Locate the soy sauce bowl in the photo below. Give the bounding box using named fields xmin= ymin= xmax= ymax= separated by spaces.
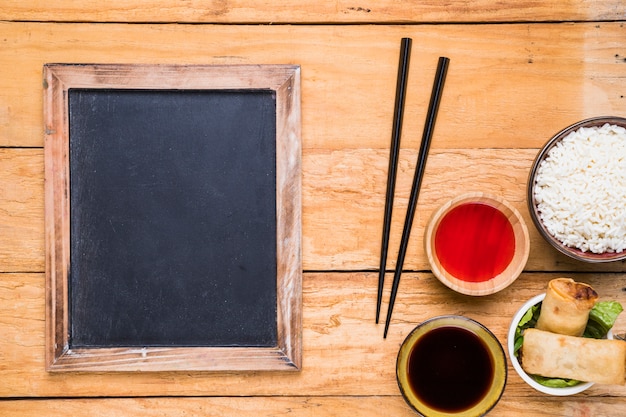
xmin=424 ymin=193 xmax=530 ymax=296
xmin=397 ymin=316 xmax=507 ymax=417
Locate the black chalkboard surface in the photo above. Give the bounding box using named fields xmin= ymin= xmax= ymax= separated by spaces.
xmin=45 ymin=63 xmax=301 ymax=372
xmin=69 ymin=89 xmax=278 ymax=348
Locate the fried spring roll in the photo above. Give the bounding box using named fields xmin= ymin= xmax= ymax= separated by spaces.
xmin=536 ymin=278 xmax=598 ymax=336
xmin=522 ymin=328 xmax=626 ymax=385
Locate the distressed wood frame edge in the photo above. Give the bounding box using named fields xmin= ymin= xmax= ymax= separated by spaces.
xmin=43 ymin=64 xmax=302 ymax=372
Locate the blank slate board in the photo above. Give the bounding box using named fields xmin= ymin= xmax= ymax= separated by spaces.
xmin=69 ymin=88 xmax=278 ymax=348
xmin=44 ymin=64 xmax=302 ymax=372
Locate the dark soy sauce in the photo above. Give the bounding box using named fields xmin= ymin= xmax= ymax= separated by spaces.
xmin=407 ymin=326 xmax=494 ymax=413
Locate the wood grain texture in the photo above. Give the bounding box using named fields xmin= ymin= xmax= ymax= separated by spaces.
xmin=0 ymin=149 xmax=44 ymax=272
xmin=0 ymin=0 xmax=624 ymax=23
xmin=1 ymin=397 xmax=626 ymax=417
xmin=1 ymin=3 xmax=626 ymax=416
xmin=3 ymin=148 xmax=626 ymax=274
xmin=1 ymin=22 xmax=625 ymax=149
xmin=1 ymin=272 xmax=625 ymax=399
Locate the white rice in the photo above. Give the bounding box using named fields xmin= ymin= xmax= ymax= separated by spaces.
xmin=533 ymin=123 xmax=626 ymax=254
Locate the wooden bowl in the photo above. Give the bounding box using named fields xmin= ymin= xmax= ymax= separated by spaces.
xmin=424 ymin=193 xmax=530 ymax=296
xmin=527 ymin=116 xmax=626 ymax=263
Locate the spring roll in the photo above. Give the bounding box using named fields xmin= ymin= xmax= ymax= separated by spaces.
xmin=535 ymin=278 xmax=598 ymax=336
xmin=521 ymin=328 xmax=626 ymax=385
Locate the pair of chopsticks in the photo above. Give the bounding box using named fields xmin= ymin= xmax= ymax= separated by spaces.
xmin=376 ymin=38 xmax=450 ymax=338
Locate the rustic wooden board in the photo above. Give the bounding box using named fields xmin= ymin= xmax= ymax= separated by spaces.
xmin=1 ymin=5 xmax=626 ymax=417
xmin=0 ymin=22 xmax=625 ymax=149
xmin=2 ymin=148 xmax=626 ymax=273
xmin=1 ymin=0 xmax=624 ymax=23
xmin=0 ymin=149 xmax=43 ymax=272
xmin=1 ymin=272 xmax=625 ymax=398
xmin=1 ymin=396 xmax=625 ymax=417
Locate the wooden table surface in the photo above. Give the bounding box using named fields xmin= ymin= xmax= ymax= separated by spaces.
xmin=1 ymin=2 xmax=626 ymax=416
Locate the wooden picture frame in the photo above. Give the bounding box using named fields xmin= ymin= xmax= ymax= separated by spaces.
xmin=43 ymin=64 xmax=302 ymax=372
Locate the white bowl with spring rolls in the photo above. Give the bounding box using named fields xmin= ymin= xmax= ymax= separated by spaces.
xmin=507 ymin=278 xmax=625 ymax=395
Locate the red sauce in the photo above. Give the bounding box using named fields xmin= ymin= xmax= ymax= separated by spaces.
xmin=434 ymin=202 xmax=515 ymax=282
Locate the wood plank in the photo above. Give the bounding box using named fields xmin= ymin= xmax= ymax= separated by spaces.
xmin=1 ymin=396 xmax=625 ymax=417
xmin=1 ymin=272 xmax=625 ymax=398
xmin=2 ymin=148 xmax=626 ymax=273
xmin=0 ymin=149 xmax=44 ymax=272
xmin=1 ymin=0 xmax=624 ymax=24
xmin=1 ymin=22 xmax=625 ymax=149
xmin=305 ymin=147 xmax=626 ymax=273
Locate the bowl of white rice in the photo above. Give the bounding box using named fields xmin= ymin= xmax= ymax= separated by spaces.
xmin=528 ymin=116 xmax=626 ymax=262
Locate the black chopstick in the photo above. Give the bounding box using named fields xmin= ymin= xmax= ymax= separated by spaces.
xmin=383 ymin=56 xmax=450 ymax=338
xmin=377 ymin=37 xmax=412 ymax=324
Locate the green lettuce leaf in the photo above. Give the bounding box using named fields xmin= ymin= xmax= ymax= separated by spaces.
xmin=513 ymin=303 xmax=540 ymax=357
xmin=583 ymin=301 xmax=624 ymax=339
xmin=531 ymin=374 xmax=582 ymax=388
